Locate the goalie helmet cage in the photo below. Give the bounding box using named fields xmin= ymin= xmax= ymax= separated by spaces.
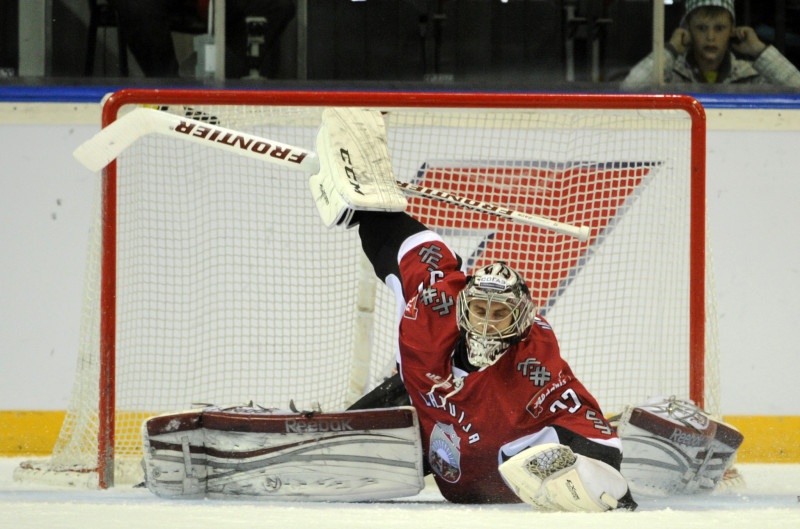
xmin=15 ymin=89 xmax=717 ymax=489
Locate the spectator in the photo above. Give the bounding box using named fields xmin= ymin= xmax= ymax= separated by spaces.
xmin=622 ymin=0 xmax=800 ymax=89
xmin=111 ymin=0 xmax=295 ymax=78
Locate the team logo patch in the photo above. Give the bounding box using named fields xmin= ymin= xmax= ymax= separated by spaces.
xmin=420 ymin=286 xmax=455 ymax=316
xmin=526 ymin=371 xmax=574 ymax=419
xmin=428 ymin=422 xmax=462 ymax=483
xmin=404 ymin=294 xmax=419 ymax=320
xmin=516 ymin=358 xmax=552 ymax=387
xmin=418 ymin=243 xmax=444 ymax=270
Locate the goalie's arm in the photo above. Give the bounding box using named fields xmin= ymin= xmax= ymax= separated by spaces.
xmin=355 ymin=211 xmax=426 ymax=285
xmin=355 ymin=210 xmax=466 ymax=300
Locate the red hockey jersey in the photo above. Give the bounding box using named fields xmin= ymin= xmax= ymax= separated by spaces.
xmin=394 ymin=231 xmax=618 ymax=504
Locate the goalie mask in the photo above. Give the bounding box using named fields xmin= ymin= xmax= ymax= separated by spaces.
xmin=456 ymin=262 xmax=537 ymax=367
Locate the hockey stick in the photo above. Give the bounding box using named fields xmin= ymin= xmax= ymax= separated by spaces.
xmin=73 ymin=108 xmax=591 ymax=241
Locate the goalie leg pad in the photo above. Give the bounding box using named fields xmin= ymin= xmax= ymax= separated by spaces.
xmin=498 ymin=443 xmax=632 ymax=512
xmin=615 ymin=397 xmax=744 ymax=496
xmin=142 ymin=405 xmax=424 ymax=501
xmin=309 ymin=108 xmax=407 ymax=228
xmin=141 ymin=409 xmax=207 ymax=499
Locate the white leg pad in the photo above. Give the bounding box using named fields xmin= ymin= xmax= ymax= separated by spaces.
xmin=499 ymin=443 xmax=630 ymax=512
xmin=142 ymin=405 xmax=424 ymax=501
xmin=615 ymin=397 xmax=744 ymax=495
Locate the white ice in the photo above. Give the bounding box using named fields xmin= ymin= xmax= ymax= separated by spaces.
xmin=2 ymin=458 xmax=799 ymax=529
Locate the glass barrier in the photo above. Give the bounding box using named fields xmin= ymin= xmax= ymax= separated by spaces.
xmin=1 ymin=0 xmax=799 ymax=95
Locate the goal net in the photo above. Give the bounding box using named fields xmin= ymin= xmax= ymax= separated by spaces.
xmin=15 ymin=90 xmax=718 ymax=488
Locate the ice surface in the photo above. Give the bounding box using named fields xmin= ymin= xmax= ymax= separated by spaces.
xmin=2 ymin=458 xmax=799 ymax=529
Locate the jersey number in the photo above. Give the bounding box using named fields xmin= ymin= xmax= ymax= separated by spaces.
xmin=549 ymin=388 xmax=582 ymax=414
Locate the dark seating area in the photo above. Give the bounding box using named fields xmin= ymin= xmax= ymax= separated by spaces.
xmin=3 ymin=0 xmax=800 ymax=90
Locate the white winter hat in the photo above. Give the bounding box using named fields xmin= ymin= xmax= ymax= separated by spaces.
xmin=681 ymin=0 xmax=736 ymax=26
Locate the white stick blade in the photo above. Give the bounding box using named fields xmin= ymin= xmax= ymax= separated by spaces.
xmin=73 ymin=109 xmax=155 ymax=172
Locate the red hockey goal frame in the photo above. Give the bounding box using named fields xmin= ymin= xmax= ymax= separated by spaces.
xmin=80 ymin=90 xmax=709 ymax=488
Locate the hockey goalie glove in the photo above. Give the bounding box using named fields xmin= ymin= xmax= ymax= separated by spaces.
xmin=309 ymin=107 xmax=407 ymax=228
xmin=498 ymin=443 xmax=633 ymax=512
xmin=614 ymin=396 xmax=744 ymax=496
xmin=142 ymin=404 xmax=424 ymax=501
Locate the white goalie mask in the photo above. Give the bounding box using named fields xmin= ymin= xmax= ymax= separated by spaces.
xmin=456 ymin=262 xmax=537 ymax=367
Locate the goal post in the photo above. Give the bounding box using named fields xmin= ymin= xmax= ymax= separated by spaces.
xmin=15 ymin=89 xmax=716 ymax=489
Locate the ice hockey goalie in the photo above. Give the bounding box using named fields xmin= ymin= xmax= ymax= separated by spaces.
xmin=613 ymin=397 xmax=744 ymax=496
xmin=141 ymin=404 xmax=425 ymax=501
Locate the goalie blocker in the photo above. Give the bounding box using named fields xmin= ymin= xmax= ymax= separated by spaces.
xmin=142 ymin=405 xmax=424 ymax=501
